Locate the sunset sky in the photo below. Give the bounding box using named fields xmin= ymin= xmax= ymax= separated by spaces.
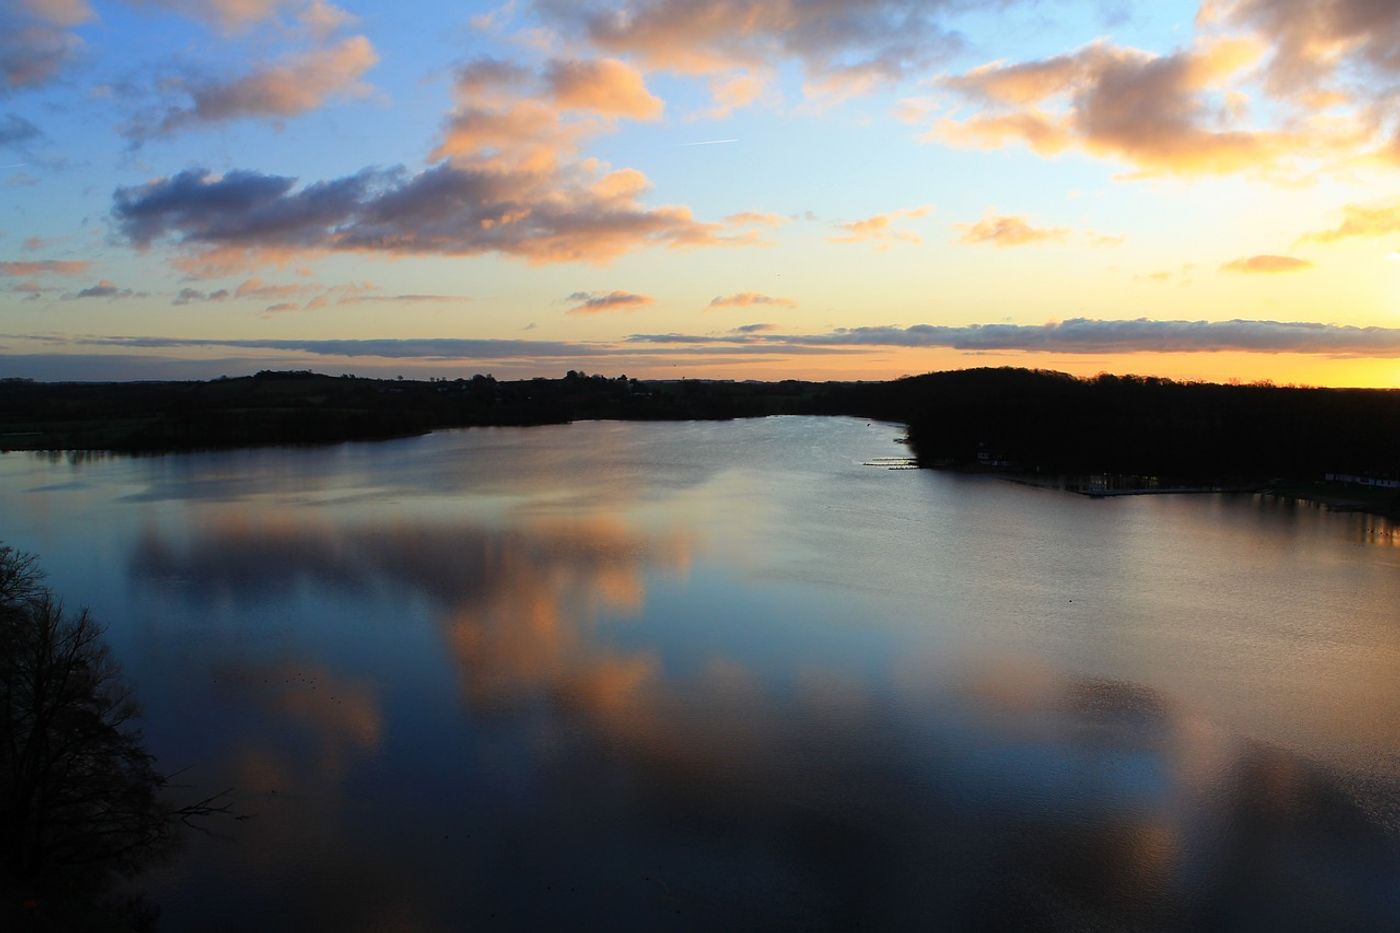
xmin=4 ymin=0 xmax=1400 ymax=385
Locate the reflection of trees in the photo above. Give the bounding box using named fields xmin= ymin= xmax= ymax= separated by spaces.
xmin=1 ymin=546 xmax=228 ymax=930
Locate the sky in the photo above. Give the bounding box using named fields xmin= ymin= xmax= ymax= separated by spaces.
xmin=3 ymin=0 xmax=1400 ymax=386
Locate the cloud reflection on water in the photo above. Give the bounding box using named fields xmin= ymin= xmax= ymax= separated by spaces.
xmin=127 ymin=509 xmax=1400 ymax=930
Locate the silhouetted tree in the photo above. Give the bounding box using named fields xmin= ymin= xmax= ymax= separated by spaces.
xmin=0 ymin=546 xmax=232 ymax=930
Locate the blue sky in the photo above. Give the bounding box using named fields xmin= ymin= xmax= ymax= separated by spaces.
xmin=4 ymin=0 xmax=1400 ymax=385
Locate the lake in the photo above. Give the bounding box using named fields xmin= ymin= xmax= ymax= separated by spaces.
xmin=4 ymin=417 xmax=1400 ymax=930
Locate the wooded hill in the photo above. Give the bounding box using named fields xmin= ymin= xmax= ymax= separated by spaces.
xmin=4 ymin=369 xmax=1398 ymax=504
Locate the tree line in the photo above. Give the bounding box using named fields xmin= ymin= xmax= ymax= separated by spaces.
xmin=3 ymin=366 xmax=1398 ymax=490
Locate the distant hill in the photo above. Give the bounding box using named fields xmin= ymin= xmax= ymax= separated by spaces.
xmin=0 ymin=370 xmax=826 ymax=451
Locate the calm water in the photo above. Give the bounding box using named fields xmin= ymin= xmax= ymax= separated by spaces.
xmin=5 ymin=417 xmax=1400 ymax=930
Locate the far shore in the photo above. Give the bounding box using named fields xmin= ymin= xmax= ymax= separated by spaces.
xmin=5 ymin=367 xmax=1398 ymax=523
xmin=997 ymin=473 xmax=1398 ymax=522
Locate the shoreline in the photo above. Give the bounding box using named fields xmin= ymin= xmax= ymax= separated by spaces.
xmin=6 ymin=368 xmax=1397 ymax=524
xmin=999 ymin=474 xmax=1262 ymax=497
xmin=996 ymin=472 xmax=1399 ymax=523
xmin=8 ymin=416 xmax=1396 ymax=526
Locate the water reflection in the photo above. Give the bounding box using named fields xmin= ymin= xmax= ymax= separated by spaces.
xmin=214 ymin=660 xmax=383 ymax=775
xmin=0 ymin=547 xmax=231 ymax=932
xmin=132 ymin=513 xmax=690 ymax=711
xmin=126 ymin=512 xmax=1400 ymax=930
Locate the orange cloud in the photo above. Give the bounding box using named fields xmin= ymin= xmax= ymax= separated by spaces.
xmin=697 ymin=70 xmax=768 ymax=119
xmin=0 ymin=27 xmax=79 ymax=92
xmin=1205 ymin=0 xmax=1400 ymax=101
xmin=546 ymin=57 xmax=663 ymax=120
xmin=556 ymin=0 xmax=967 ymax=90
xmin=566 ymin=290 xmax=654 ymax=314
xmin=19 ymin=0 xmax=93 ymax=26
xmin=165 ymin=243 xmax=312 ymax=281
xmin=933 ymin=38 xmax=1357 ymax=177
xmin=116 ymin=51 xmax=759 ymax=268
xmin=958 ymin=214 xmax=1070 ymax=247
xmin=571 ymin=1 xmax=763 ymax=76
xmin=725 ymin=211 xmax=788 ymax=227
xmin=298 ymin=0 xmax=354 ymax=38
xmin=1089 ymin=232 xmax=1128 ymax=248
xmin=708 ymin=292 xmax=795 ymax=309
xmin=151 ymin=35 xmax=377 ymax=135
xmin=942 ymin=53 xmax=1085 ymax=105
xmin=832 ymin=206 xmax=929 ymax=247
xmin=1301 ymin=200 xmax=1400 ymax=243
xmin=1221 ymin=254 xmax=1313 ymax=273
xmin=0 ymin=259 xmax=90 ymax=276
xmin=938 ymin=110 xmax=1072 ymax=155
xmin=234 ymin=276 xmax=317 ymax=300
xmin=130 ymin=0 xmax=302 ymax=33
xmin=450 ymin=57 xmax=532 ymax=105
xmin=2 ymin=0 xmax=89 ymax=91
xmin=241 ymin=280 xmax=457 ymax=312
xmin=437 ymin=57 xmax=672 ymax=172
xmin=435 ymin=57 xmax=669 ymax=176
xmin=434 ymin=98 xmax=589 ymax=173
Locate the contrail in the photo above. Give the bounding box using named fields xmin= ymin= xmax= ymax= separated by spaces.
xmin=0 ymin=163 xmax=28 ymax=170
xmin=675 ymin=138 xmax=738 ymax=147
